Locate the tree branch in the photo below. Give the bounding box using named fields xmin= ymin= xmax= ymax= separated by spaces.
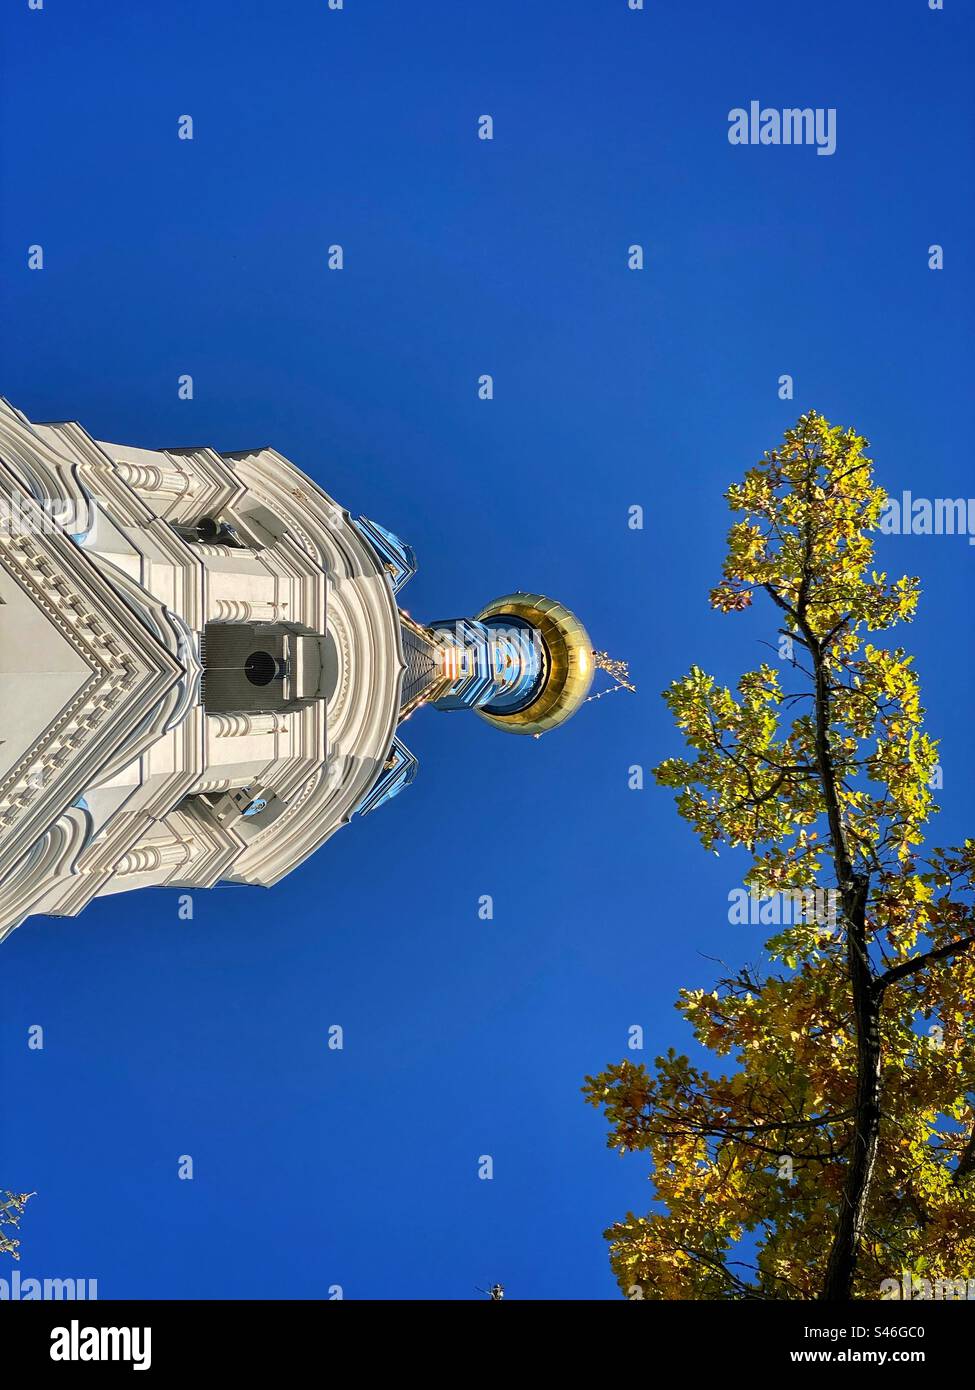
xmin=876 ymin=933 xmax=975 ymax=991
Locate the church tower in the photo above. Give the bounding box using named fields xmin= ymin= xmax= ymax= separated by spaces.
xmin=0 ymin=400 xmax=605 ymax=941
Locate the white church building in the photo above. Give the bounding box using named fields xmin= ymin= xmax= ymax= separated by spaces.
xmin=0 ymin=400 xmax=599 ymax=941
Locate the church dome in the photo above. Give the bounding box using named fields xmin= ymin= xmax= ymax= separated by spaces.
xmin=474 ymin=593 xmax=593 ymax=736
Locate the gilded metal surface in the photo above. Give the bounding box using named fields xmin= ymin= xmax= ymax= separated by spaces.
xmin=475 ymin=593 xmax=593 ymax=736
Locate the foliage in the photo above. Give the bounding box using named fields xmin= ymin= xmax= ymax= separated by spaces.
xmin=0 ymin=1191 xmax=34 ymax=1261
xmin=585 ymin=413 xmax=975 ymax=1300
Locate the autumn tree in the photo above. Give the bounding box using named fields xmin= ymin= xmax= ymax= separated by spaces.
xmin=585 ymin=413 xmax=975 ymax=1301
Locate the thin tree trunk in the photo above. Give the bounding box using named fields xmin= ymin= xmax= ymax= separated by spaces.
xmin=800 ymin=615 xmax=882 ymax=1301
xmin=821 ymin=882 xmax=882 ymax=1300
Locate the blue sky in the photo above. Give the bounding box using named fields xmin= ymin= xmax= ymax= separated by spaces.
xmin=1 ymin=0 xmax=972 ymax=1299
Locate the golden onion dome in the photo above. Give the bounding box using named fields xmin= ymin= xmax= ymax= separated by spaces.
xmin=475 ymin=593 xmax=594 ymax=736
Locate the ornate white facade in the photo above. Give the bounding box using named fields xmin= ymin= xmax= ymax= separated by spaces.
xmin=0 ymin=400 xmax=595 ymax=942
xmin=0 ymin=400 xmax=405 ymax=940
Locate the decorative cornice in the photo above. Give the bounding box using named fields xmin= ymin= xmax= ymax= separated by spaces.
xmin=0 ymin=423 xmax=184 ymax=887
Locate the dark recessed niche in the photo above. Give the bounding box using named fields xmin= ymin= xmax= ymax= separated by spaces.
xmin=245 ymin=650 xmax=278 ymax=687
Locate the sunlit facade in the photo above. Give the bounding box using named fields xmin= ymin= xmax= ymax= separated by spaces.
xmin=0 ymin=400 xmax=593 ymax=940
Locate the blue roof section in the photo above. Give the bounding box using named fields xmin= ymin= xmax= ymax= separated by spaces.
xmin=353 ymin=516 xmax=417 ymax=595
xmin=356 ymin=737 xmax=419 ymax=817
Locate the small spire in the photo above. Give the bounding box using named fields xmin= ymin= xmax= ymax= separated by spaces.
xmin=585 ymin=650 xmax=637 ymax=699
xmin=532 ymin=650 xmax=635 ymax=736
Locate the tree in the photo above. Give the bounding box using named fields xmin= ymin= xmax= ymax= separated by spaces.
xmin=585 ymin=412 xmax=975 ymax=1301
xmin=0 ymin=1191 xmax=34 ymax=1260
